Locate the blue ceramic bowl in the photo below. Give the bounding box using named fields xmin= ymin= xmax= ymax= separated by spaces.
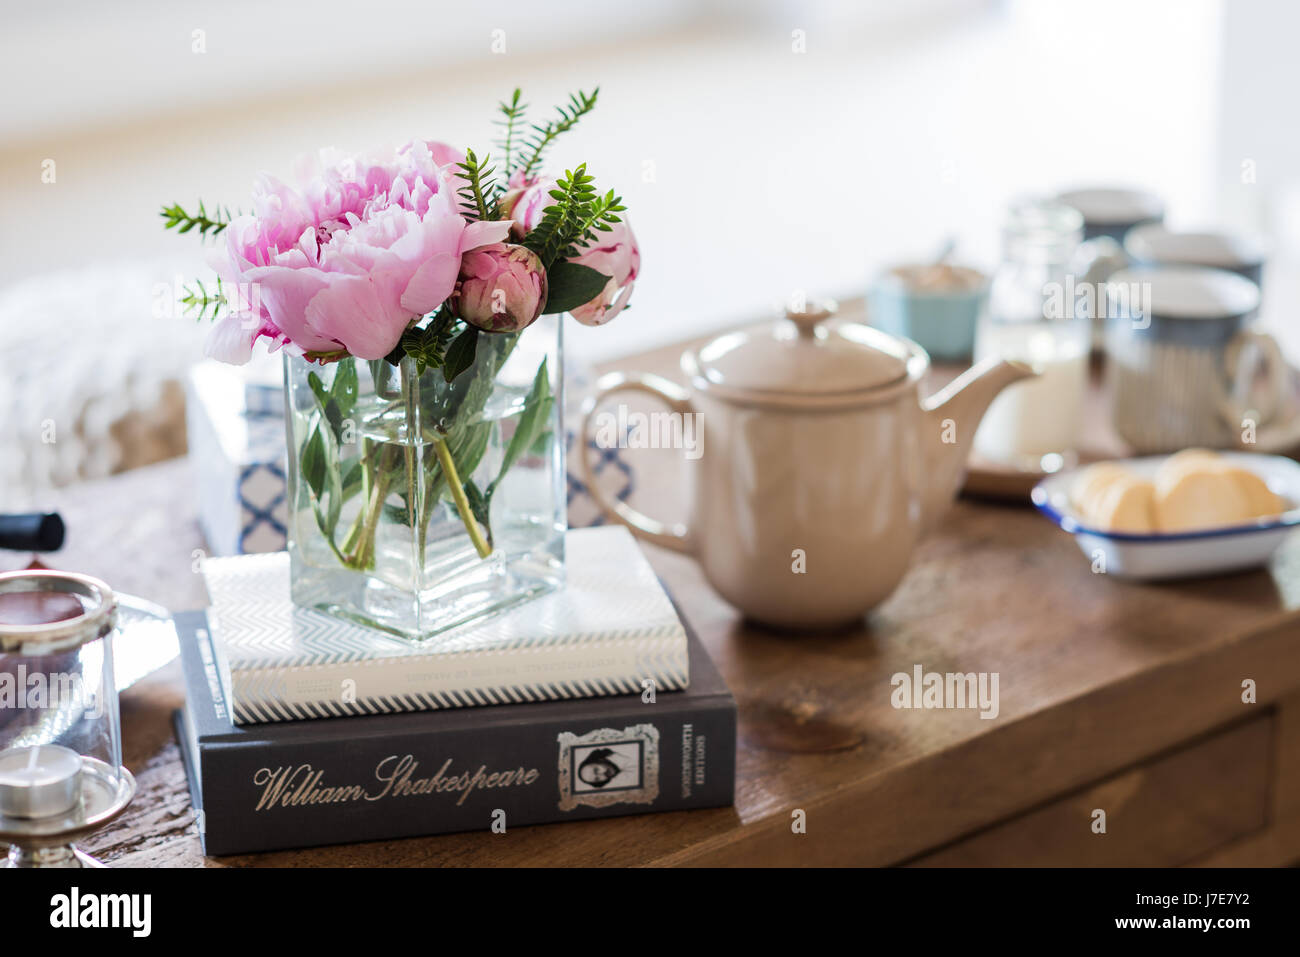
xmin=868 ymin=264 xmax=988 ymax=362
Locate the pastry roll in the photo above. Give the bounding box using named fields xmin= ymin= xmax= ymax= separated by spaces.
xmin=1220 ymin=467 xmax=1285 ymax=519
xmin=1153 ymin=467 xmax=1253 ymax=532
xmin=1069 ymin=451 xmax=1287 ymax=534
xmin=1092 ymin=476 xmax=1157 ymax=533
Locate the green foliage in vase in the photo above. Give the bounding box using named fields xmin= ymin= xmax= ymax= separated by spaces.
xmin=297 ymin=358 xmax=363 ymax=565
xmin=293 ymin=332 xmax=556 ymax=568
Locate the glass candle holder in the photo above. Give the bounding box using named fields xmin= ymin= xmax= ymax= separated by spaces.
xmin=0 ymin=570 xmax=135 ymax=868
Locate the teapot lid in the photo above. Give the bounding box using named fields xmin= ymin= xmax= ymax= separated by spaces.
xmin=686 ymin=299 xmax=913 ymax=400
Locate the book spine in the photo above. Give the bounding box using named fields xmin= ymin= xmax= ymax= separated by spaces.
xmin=223 ymin=633 xmax=691 ymax=724
xmin=197 ymin=692 xmax=735 ymax=855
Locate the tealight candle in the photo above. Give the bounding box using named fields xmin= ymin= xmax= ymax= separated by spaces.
xmin=0 ymin=744 xmax=82 ymax=818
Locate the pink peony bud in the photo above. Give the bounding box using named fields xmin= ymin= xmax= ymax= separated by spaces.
xmin=499 ymin=173 xmax=556 ymax=241
xmin=451 ymin=243 xmax=548 ymax=333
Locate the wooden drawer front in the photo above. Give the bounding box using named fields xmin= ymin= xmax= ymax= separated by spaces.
xmin=911 ymin=716 xmax=1274 ymax=867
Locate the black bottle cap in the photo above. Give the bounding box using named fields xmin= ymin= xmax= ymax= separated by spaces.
xmin=0 ymin=513 xmax=66 ymax=552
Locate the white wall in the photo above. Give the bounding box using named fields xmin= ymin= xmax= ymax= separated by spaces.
xmin=2 ymin=0 xmax=1276 ymax=366
xmin=1216 ymin=0 xmax=1300 ymax=241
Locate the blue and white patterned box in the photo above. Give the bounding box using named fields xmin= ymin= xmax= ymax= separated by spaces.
xmin=184 ymin=360 xmax=635 ymax=556
xmin=185 ymin=362 xmax=290 ymax=556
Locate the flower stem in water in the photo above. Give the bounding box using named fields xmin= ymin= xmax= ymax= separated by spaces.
xmin=343 ymin=444 xmax=399 ymax=569
xmin=434 ymin=435 xmax=492 ymax=559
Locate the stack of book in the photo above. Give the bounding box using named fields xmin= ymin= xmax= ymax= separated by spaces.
xmin=174 ymin=525 xmax=736 ymax=855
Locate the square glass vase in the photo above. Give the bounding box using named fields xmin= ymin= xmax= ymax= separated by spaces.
xmin=284 ymin=316 xmax=565 ymax=642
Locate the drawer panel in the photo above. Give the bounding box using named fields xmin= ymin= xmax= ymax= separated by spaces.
xmin=911 ymin=715 xmax=1274 ymax=867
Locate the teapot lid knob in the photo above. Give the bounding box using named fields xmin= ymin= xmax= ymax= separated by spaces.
xmin=785 ymin=298 xmax=837 ymax=338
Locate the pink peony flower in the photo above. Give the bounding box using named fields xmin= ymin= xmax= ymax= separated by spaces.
xmin=202 ymin=281 xmax=297 ymax=365
xmin=452 ymin=244 xmax=548 ymax=333
xmin=566 ymin=218 xmax=639 ymax=326
xmin=206 ymin=141 xmax=509 ymax=363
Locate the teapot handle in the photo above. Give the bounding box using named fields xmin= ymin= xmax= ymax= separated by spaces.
xmin=579 ymin=371 xmax=695 ymax=555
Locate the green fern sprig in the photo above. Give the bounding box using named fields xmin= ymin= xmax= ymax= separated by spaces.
xmin=160 ymin=200 xmax=234 ymax=239
xmin=522 ymin=165 xmax=623 ymax=268
xmin=493 ymin=89 xmax=527 ymax=188
xmin=456 ymin=148 xmax=497 ymax=221
xmin=178 ymin=277 xmax=227 ymax=320
xmin=521 ymin=166 xmax=593 ymax=268
xmin=516 ymin=89 xmax=599 ymax=181
xmin=561 ymin=189 xmax=626 ymax=260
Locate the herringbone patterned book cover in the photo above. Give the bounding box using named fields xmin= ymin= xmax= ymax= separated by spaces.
xmin=203 ymin=527 xmax=689 ymax=724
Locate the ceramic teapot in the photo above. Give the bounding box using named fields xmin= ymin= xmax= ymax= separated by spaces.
xmin=581 ymin=301 xmax=1034 ymax=629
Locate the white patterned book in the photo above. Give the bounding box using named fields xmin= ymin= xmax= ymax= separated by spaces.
xmin=202 ymin=526 xmax=689 ymax=724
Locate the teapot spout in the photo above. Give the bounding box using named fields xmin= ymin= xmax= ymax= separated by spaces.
xmin=919 ymin=357 xmax=1036 ymax=530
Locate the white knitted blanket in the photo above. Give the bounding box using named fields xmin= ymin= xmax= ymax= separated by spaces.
xmin=0 ymin=257 xmax=207 ymax=508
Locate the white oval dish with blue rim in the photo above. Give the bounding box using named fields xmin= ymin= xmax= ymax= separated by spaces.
xmin=1030 ymin=452 xmax=1300 ymax=580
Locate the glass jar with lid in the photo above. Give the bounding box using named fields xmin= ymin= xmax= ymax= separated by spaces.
xmin=972 ymin=200 xmax=1089 ymax=472
xmin=0 ymin=570 xmax=135 ymax=867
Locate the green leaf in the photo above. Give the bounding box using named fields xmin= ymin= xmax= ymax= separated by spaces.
xmin=323 ymin=399 xmax=343 ymax=443
xmin=300 ymin=408 xmax=347 ymax=547
xmin=399 ymin=310 xmax=457 ymax=374
xmin=301 ymin=427 xmax=328 ymax=501
xmin=462 ymin=480 xmax=494 ymax=550
xmin=381 ymin=484 xmax=419 ymax=528
xmin=307 ymin=371 xmax=330 ymax=409
xmin=307 ymin=369 xmax=347 ymax=444
xmin=528 ymin=428 xmax=553 ymax=458
xmin=382 ymin=501 xmax=411 ymax=526
xmin=442 ymin=325 xmax=479 ymax=383
xmin=320 ymin=433 xmax=344 ymax=536
xmin=331 ymin=358 xmax=359 ymax=415
xmin=543 ymin=262 xmax=610 ymax=314
xmin=339 ymin=458 xmax=364 ymax=503
xmin=488 ymin=357 xmax=553 ymax=500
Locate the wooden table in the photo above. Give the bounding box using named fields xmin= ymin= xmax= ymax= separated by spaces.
xmin=12 ymin=338 xmax=1300 ymax=867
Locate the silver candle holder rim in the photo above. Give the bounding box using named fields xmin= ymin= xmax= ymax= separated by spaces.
xmin=0 ymin=570 xmax=118 ymax=655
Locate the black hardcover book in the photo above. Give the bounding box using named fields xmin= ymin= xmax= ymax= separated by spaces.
xmin=173 ymin=609 xmax=736 ymax=855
